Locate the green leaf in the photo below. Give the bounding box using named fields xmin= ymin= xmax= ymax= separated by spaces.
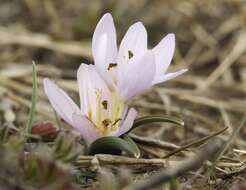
xmin=131 ymin=115 xmax=184 ymax=130
xmin=88 ymin=136 xmax=140 ymax=158
xmin=26 ymin=62 xmax=38 ymax=133
xmin=163 ymin=126 xmax=228 ymax=158
xmin=0 ymin=125 xmax=9 ymax=142
xmin=122 ymin=135 xmax=141 ymax=158
xmin=52 ymin=133 xmax=80 ymax=162
xmin=53 ymin=135 xmax=64 ymax=154
xmin=54 ymin=110 xmax=63 ymax=129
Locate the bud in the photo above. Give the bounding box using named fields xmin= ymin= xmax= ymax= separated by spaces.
xmin=31 ymin=122 xmax=59 ymax=141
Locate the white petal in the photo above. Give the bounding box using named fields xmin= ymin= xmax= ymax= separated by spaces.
xmin=117 ymin=22 xmax=147 ymax=66
xmin=118 ymin=51 xmax=156 ymax=100
xmin=111 ymin=108 xmax=138 ymax=137
xmin=153 ymin=34 xmax=175 ymax=76
xmin=72 ymin=113 xmax=101 ymax=144
xmin=43 ymin=78 xmax=80 ymax=126
xmin=152 ymin=69 xmax=188 ymax=85
xmin=77 ymin=64 xmax=111 ymax=121
xmin=92 ymin=13 xmax=117 ymax=88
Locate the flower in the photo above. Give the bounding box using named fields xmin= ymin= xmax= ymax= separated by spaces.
xmin=43 ymin=13 xmax=187 ymax=144
xmin=92 ymin=13 xmax=187 ymax=100
xmin=43 ymin=64 xmax=137 ymax=144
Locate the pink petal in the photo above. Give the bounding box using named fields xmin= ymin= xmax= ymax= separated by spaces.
xmin=43 ymin=78 xmax=80 ymax=126
xmin=118 ymin=51 xmax=156 ymax=100
xmin=92 ymin=13 xmax=117 ymax=88
xmin=153 ymin=34 xmax=175 ymax=77
xmin=111 ymin=108 xmax=138 ymax=137
xmin=72 ymin=113 xmax=101 ymax=144
xmin=152 ymin=69 xmax=188 ymax=85
xmin=77 ymin=64 xmax=112 ymax=121
xmin=117 ymin=22 xmax=147 ymax=66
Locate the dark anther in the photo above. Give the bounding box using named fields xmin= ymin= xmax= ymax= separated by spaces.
xmin=128 ymin=50 xmax=134 ymax=59
xmin=102 ymin=100 xmax=108 ymax=109
xmin=102 ymin=119 xmax=111 ymax=127
xmin=112 ymin=118 xmax=122 ymax=126
xmin=107 ymin=63 xmax=117 ymax=70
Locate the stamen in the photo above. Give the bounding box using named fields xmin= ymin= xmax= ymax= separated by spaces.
xmin=88 ymin=111 xmax=92 ymax=120
xmin=112 ymin=118 xmax=122 ymax=126
xmin=101 ymin=100 xmax=108 ymax=110
xmin=128 ymin=50 xmax=134 ymax=59
xmin=102 ymin=118 xmax=111 ymax=127
xmin=95 ymin=89 xmax=102 ymax=127
xmin=107 ymin=63 xmax=117 ymax=70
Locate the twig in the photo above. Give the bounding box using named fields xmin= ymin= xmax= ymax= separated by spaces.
xmin=156 ymin=89 xmax=246 ymax=113
xmin=163 ymin=126 xmax=228 ymax=158
xmin=76 ymin=154 xmax=169 ymax=166
xmin=138 ymin=145 xmax=166 ymax=158
xmin=212 ymin=115 xmax=246 ymax=164
xmin=220 ymin=164 xmax=246 ymax=178
xmin=200 ymin=31 xmax=246 ymax=89
xmin=129 ymin=133 xmax=180 ymax=150
xmin=136 ymin=100 xmax=222 ymax=127
xmin=0 ymin=27 xmax=91 ymax=59
xmin=129 ymin=139 xmax=223 ymax=190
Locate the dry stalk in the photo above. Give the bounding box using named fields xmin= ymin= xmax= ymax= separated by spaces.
xmin=76 ymin=154 xmax=170 ymax=166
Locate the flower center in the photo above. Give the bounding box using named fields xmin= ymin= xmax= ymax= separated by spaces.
xmin=90 ymin=89 xmax=125 ymax=135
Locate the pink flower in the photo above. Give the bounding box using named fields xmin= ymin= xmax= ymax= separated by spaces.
xmin=92 ymin=13 xmax=187 ymax=100
xmin=43 ymin=13 xmax=187 ymax=144
xmin=43 ymin=64 xmax=137 ymax=144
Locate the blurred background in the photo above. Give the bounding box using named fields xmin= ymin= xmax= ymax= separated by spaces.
xmin=0 ymin=0 xmax=245 ymax=189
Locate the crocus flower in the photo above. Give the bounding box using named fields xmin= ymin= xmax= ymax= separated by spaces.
xmin=43 ymin=64 xmax=137 ymax=144
xmin=43 ymin=13 xmax=187 ymax=144
xmin=92 ymin=13 xmax=187 ymax=100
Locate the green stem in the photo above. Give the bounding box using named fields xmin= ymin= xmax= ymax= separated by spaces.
xmin=26 ymin=62 xmax=38 ymax=133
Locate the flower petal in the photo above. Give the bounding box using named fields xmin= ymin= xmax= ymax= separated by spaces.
xmin=153 ymin=34 xmax=175 ymax=77
xmin=72 ymin=113 xmax=101 ymax=144
xmin=92 ymin=13 xmax=117 ymax=88
xmin=118 ymin=51 xmax=156 ymax=100
xmin=77 ymin=64 xmax=111 ymax=121
xmin=111 ymin=108 xmax=138 ymax=137
xmin=43 ymin=78 xmax=80 ymax=126
xmin=117 ymin=22 xmax=147 ymax=66
xmin=152 ymin=69 xmax=188 ymax=85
